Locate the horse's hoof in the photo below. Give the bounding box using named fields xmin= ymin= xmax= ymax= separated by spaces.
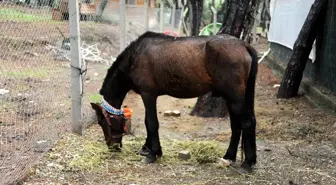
xmin=108 ymin=145 xmax=122 ymax=152
xmin=219 ymin=158 xmax=233 ymax=167
xmin=141 ymin=155 xmax=157 ymax=164
xmin=137 ymin=147 xmax=150 ymax=156
xmin=241 ymin=162 xmax=253 ymax=173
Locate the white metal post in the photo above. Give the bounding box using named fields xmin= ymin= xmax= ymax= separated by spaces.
xmin=145 ymin=0 xmax=149 ymax=31
xmin=160 ymin=1 xmax=164 ymax=32
xmin=210 ymin=6 xmax=217 ymax=35
xmin=120 ymin=0 xmax=126 ymax=53
xmin=69 ymin=0 xmax=83 ymax=135
xmin=252 ymin=3 xmax=258 ymax=44
xmin=177 ymin=0 xmax=184 ymax=35
xmin=169 ymin=2 xmax=176 ymax=36
xmin=182 ymin=7 xmax=189 ymax=36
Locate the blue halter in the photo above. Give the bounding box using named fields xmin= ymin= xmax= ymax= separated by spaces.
xmin=101 ymin=98 xmax=124 ymax=115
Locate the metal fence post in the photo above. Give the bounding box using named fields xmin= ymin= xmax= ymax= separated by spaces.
xmin=120 ymin=0 xmax=126 ymax=53
xmin=178 ymin=0 xmax=184 ymax=35
xmin=69 ymin=0 xmax=83 ymax=135
xmin=145 ymin=0 xmax=149 ymax=31
xmin=169 ymin=2 xmax=176 ymax=36
xmin=252 ymin=3 xmax=258 ymax=44
xmin=160 ymin=1 xmax=164 ymax=32
xmin=210 ymin=6 xmax=217 ymax=35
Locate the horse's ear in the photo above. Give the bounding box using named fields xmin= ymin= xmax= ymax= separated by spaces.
xmin=90 ymin=102 xmax=102 ymax=112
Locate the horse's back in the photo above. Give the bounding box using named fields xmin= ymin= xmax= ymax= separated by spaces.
xmin=142 ymin=38 xmax=212 ymax=97
xmin=130 ymin=35 xmax=252 ymax=99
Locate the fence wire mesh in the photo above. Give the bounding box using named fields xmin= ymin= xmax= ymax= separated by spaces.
xmin=80 ymin=2 xmax=183 ymax=128
xmin=0 ymin=0 xmax=183 ymax=184
xmin=0 ymin=1 xmax=71 ymax=184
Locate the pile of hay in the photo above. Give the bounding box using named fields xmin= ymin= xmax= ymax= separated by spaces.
xmin=46 ymin=130 xmax=228 ymax=172
xmin=46 ymin=133 xmax=110 ymax=172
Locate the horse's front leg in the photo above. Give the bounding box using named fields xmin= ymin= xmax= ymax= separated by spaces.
xmin=140 ymin=93 xmax=162 ymax=163
xmin=137 ymin=116 xmax=156 ymax=156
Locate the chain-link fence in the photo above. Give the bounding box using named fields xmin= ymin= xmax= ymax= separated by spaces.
xmin=0 ymin=1 xmax=72 ymax=184
xmin=0 ymin=0 xmax=182 ymax=184
xmin=80 ymin=1 xmax=184 ymax=128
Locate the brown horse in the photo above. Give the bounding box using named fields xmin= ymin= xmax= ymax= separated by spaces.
xmin=90 ymin=31 xmax=258 ymax=172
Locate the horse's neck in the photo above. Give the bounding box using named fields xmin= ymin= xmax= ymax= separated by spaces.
xmin=103 ymin=93 xmax=125 ymax=109
xmin=102 ymin=74 xmax=129 ymax=109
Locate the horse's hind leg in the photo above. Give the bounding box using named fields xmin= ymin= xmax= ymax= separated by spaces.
xmin=223 ymin=103 xmax=242 ymax=162
xmin=224 ymin=101 xmax=256 ymax=172
xmin=241 ymin=107 xmax=257 ymax=170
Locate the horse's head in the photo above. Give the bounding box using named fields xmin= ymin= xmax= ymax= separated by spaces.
xmin=90 ymin=102 xmax=128 ymax=151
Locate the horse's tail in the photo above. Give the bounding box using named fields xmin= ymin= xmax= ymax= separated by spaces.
xmin=241 ymin=44 xmax=258 ymax=161
xmin=245 ymin=45 xmax=258 ymax=112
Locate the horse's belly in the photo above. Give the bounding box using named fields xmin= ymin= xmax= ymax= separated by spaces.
xmin=164 ymin=83 xmax=212 ymax=98
xmin=156 ymin=71 xmax=213 ymax=98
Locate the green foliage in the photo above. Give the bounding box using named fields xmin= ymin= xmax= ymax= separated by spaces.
xmin=0 ymin=8 xmax=52 ymax=22
xmin=88 ymin=93 xmax=102 ymax=103
xmin=4 ymin=69 xmax=50 ymax=79
xmin=202 ymin=0 xmax=223 ymax=26
xmin=52 ymin=0 xmax=61 ymax=9
xmin=199 ymin=23 xmax=222 ymax=36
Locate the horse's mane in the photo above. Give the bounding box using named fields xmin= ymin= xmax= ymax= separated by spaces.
xmin=100 ymin=31 xmax=173 ymax=95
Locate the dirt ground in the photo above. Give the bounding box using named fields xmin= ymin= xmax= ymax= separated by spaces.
xmin=0 ymin=11 xmax=147 ymax=184
xmin=20 ymin=37 xmax=336 ymax=185
xmin=0 ymin=4 xmax=335 ymax=184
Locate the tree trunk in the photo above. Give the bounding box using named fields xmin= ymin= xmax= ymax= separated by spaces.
xmin=277 ymin=0 xmax=327 ymax=98
xmin=260 ymin=0 xmax=271 ymax=33
xmin=209 ymin=0 xmax=215 ymax=23
xmin=243 ymin=0 xmax=260 ymax=42
xmin=218 ymin=0 xmax=252 ymax=37
xmin=184 ymin=7 xmax=190 ymax=35
xmin=97 ymin=0 xmax=108 ymax=19
xmin=216 ymin=0 xmax=228 ymax=24
xmin=190 ymin=93 xmax=227 ymax=118
xmin=191 ymin=0 xmax=252 ymax=118
xmin=189 ymin=0 xmax=204 ymax=36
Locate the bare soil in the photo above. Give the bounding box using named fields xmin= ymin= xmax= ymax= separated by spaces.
xmin=0 ymin=10 xmax=146 ymax=184
xmin=20 ymin=36 xmax=336 ymax=185
xmin=0 ymin=5 xmax=335 ymax=183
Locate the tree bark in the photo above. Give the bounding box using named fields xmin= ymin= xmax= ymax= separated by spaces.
xmin=277 ymin=0 xmax=327 ymax=98
xmin=216 ymin=0 xmax=228 ymax=24
xmin=209 ymin=0 xmax=215 ymax=23
xmin=243 ymin=0 xmax=260 ymax=42
xmin=190 ymin=93 xmax=227 ymax=118
xmin=191 ymin=0 xmax=253 ymax=118
xmin=260 ymin=0 xmax=271 ymax=33
xmin=189 ymin=0 xmax=204 ymax=36
xmin=217 ymin=0 xmax=252 ymax=37
xmin=97 ymin=0 xmax=108 ymax=19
